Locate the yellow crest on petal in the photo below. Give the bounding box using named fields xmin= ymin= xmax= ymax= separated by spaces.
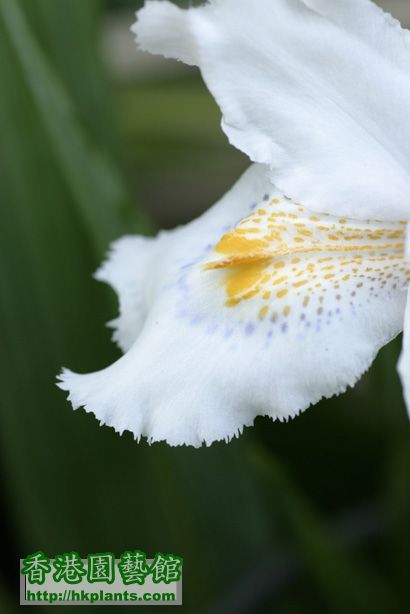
xmin=203 ymin=196 xmax=408 ymax=318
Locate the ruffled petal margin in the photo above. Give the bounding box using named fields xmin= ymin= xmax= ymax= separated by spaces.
xmin=398 ymin=288 xmax=410 ymax=416
xmin=58 ymin=165 xmax=407 ymax=446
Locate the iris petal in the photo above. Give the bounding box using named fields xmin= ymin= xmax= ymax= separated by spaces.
xmin=134 ymin=0 xmax=410 ymax=221
xmin=59 ymin=166 xmax=408 ymax=446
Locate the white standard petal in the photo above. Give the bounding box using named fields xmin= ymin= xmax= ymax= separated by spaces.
xmin=133 ymin=0 xmax=410 ymax=221
xmin=58 ymin=165 xmax=409 ymax=447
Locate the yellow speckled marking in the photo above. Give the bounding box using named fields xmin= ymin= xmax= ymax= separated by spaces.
xmin=202 ymin=195 xmax=409 ymax=318
xmin=259 ymin=305 xmax=269 ymax=320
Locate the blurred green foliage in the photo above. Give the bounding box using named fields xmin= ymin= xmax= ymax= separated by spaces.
xmin=0 ymin=1 xmax=410 ymax=612
xmin=105 ymin=0 xmax=201 ymax=10
xmin=115 ymin=79 xmax=248 ymax=228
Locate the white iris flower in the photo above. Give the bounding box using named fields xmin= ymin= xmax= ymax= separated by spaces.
xmin=59 ymin=0 xmax=410 ymax=447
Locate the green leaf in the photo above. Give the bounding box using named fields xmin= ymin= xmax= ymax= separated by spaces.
xmin=251 ymin=444 xmax=401 ymax=614
xmin=0 ymin=0 xmax=138 ymax=253
xmin=0 ymin=3 xmax=274 ymax=609
xmin=385 ymin=441 xmax=410 ymax=603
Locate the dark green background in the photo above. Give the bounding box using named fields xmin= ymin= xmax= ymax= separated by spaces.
xmin=1 ymin=1 xmax=409 ymax=612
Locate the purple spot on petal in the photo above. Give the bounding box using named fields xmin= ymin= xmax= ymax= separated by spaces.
xmin=263 ymin=193 xmax=270 ymax=201
xmin=224 ymin=328 xmax=234 ymax=339
xmin=180 ymin=261 xmax=197 ymax=270
xmin=250 ymin=203 xmax=257 ymax=210
xmin=281 ymin=323 xmax=288 ymax=333
xmin=245 ymin=323 xmax=255 ymax=336
xmin=267 ymin=330 xmax=273 ymax=338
